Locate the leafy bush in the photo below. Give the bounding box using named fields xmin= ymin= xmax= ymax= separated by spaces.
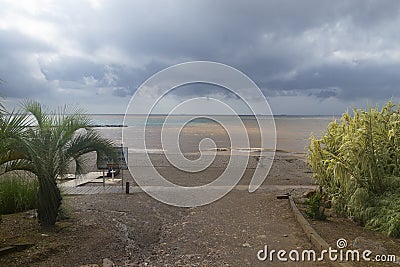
xmin=0 ymin=172 xmax=38 ymax=214
xmin=305 ymin=193 xmax=326 ymax=220
xmin=308 ymin=101 xmax=400 ymax=237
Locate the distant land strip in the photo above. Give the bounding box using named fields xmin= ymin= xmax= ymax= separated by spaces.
xmin=90 ymin=124 xmax=127 ymax=127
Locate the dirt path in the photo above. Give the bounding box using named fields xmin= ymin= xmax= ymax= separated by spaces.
xmin=8 ymin=191 xmax=328 ymax=266
xmin=150 ymin=191 xmax=329 ymax=266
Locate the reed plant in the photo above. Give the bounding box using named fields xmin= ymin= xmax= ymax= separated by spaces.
xmin=0 ymin=172 xmax=38 ymax=214
xmin=309 ymin=101 xmax=400 ymax=237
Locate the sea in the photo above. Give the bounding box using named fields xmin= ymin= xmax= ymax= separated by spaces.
xmin=91 ymin=115 xmax=336 ymax=154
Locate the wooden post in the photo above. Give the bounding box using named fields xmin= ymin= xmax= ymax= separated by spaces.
xmin=121 ymin=169 xmax=124 ymax=191
xmin=125 ymin=182 xmax=129 ymax=194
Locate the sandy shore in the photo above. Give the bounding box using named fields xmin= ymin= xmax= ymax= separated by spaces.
xmin=0 ymin=150 xmax=400 ymax=266
xmin=2 ymin=116 xmax=399 ymax=266
xmin=1 ymin=152 xmax=328 ymax=266
xmin=2 ymin=151 xmax=399 ymax=266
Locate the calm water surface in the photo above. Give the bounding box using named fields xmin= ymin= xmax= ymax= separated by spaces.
xmin=92 ymin=115 xmax=335 ymax=154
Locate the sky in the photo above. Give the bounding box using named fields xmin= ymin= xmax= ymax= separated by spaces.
xmin=1 ymin=0 xmax=400 ymax=115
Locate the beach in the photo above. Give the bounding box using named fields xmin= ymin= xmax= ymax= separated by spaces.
xmin=1 ymin=150 xmax=328 ymax=266
xmin=1 ymin=117 xmax=399 ymax=266
xmin=2 ymin=1 xmax=400 ymax=265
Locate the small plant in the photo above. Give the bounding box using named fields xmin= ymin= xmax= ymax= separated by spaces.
xmin=0 ymin=172 xmax=38 ymax=214
xmin=305 ymin=193 xmax=326 ymax=220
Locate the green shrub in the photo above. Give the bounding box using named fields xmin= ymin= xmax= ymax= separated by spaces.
xmin=363 ymin=193 xmax=400 ymax=237
xmin=305 ymin=193 xmax=326 ymax=220
xmin=308 ymin=101 xmax=400 ymax=237
xmin=0 ymin=172 xmax=38 ymax=214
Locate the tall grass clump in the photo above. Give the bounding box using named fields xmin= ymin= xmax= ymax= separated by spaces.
xmin=0 ymin=172 xmax=38 ymax=214
xmin=309 ymin=101 xmax=400 ymax=237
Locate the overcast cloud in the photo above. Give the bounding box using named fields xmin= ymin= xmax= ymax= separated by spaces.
xmin=1 ymin=0 xmax=400 ymax=114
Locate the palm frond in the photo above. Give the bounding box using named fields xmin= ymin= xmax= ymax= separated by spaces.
xmin=63 ymin=129 xmax=115 ymax=175
xmin=0 ymin=158 xmax=34 ymax=174
xmin=22 ymin=100 xmax=48 ymax=129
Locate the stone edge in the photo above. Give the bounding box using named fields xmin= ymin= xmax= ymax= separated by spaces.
xmin=288 ymin=196 xmax=353 ymax=267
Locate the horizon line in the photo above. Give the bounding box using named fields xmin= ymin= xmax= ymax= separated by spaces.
xmin=87 ymin=113 xmax=340 ymax=117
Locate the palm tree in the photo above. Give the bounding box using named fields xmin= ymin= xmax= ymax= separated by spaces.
xmin=0 ymin=105 xmax=31 ymax=174
xmin=0 ymin=101 xmax=5 ymax=114
xmin=1 ymin=101 xmax=116 ymax=226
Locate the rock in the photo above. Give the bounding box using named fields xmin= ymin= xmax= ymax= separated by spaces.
xmin=80 ymin=265 xmax=99 ymax=267
xmin=24 ymin=210 xmax=38 ymax=219
xmin=102 ymin=258 xmax=114 ymax=267
xmin=242 ymin=242 xmax=251 ymax=247
xmin=352 ymin=237 xmax=388 ymax=255
xmin=324 ymin=208 xmax=336 ymax=217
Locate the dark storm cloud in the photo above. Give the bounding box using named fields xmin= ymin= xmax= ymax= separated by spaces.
xmin=1 ymin=0 xmax=400 ymax=113
xmin=41 ymin=57 xmax=104 ymax=81
xmin=266 ymin=62 xmax=400 ymax=100
xmin=0 ymin=29 xmax=54 ymax=98
xmin=112 ymin=87 xmax=131 ymax=97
